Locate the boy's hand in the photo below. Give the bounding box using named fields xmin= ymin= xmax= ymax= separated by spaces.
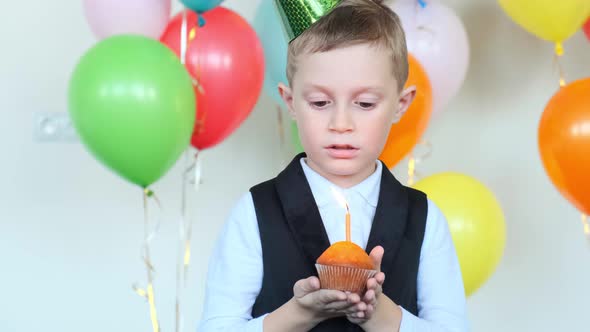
xmin=293 ymin=276 xmax=368 ymax=321
xmin=347 ymin=246 xmax=385 ymax=325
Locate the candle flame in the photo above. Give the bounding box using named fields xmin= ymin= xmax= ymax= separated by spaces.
xmin=331 ymin=187 xmax=349 ymax=213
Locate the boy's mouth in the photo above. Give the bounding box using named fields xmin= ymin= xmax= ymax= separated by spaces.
xmin=326 ymin=144 xmax=358 ymax=150
xmin=325 ymin=144 xmax=360 ymax=159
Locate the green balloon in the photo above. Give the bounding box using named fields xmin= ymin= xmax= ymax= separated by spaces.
xmin=68 ymin=35 xmax=196 ymax=188
xmin=291 ymin=120 xmax=304 ymax=154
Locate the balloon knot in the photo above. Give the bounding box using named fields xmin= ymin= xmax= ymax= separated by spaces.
xmin=554 ymin=42 xmax=564 ymax=57
xmin=197 ymin=15 xmax=206 ymax=27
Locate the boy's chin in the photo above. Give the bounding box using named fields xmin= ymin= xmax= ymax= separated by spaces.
xmin=322 ymin=159 xmax=374 ymax=177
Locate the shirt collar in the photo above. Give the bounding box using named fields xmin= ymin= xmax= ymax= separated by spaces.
xmin=300 ymin=158 xmax=382 ymax=208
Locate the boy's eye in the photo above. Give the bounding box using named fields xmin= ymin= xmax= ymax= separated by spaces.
xmin=356 ymin=101 xmax=376 ymax=109
xmin=310 ymin=101 xmax=330 ymax=109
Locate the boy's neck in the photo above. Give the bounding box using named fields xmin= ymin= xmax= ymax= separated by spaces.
xmin=303 ymin=158 xmax=378 ymax=189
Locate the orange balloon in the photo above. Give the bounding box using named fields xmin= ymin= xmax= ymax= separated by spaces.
xmin=379 ymin=55 xmax=433 ymax=168
xmin=539 ymin=78 xmax=590 ymax=215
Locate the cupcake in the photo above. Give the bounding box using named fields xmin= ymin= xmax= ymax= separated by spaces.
xmin=315 ymin=241 xmax=377 ymax=294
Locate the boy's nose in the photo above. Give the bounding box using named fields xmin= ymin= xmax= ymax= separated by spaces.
xmin=328 ymin=107 xmax=354 ymax=133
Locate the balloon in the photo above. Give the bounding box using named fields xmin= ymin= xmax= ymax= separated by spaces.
xmin=181 ymin=0 xmax=223 ymax=13
xmin=161 ymin=8 xmax=265 ymax=150
xmin=391 ymin=0 xmax=469 ymax=115
xmin=68 ymin=35 xmax=196 ymax=188
xmin=538 ymin=78 xmax=590 ymax=215
xmin=253 ymin=0 xmax=289 ymax=105
xmin=584 ymin=18 xmax=590 ymax=41
xmin=379 ymin=55 xmax=432 ymax=169
xmin=498 ymin=0 xmax=590 ymax=43
xmin=291 ymin=121 xmax=304 ymax=154
xmin=83 ymin=0 xmax=171 ymax=40
xmin=413 ymin=173 xmax=506 ymax=297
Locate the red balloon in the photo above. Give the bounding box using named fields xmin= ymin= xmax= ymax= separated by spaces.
xmin=584 ymin=18 xmax=590 ymax=41
xmin=161 ymin=8 xmax=264 ymax=150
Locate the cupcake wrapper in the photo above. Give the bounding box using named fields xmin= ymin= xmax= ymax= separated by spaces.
xmin=315 ymin=264 xmax=378 ymax=294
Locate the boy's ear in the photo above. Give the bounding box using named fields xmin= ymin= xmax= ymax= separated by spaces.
xmin=392 ymin=86 xmax=417 ymax=124
xmin=278 ymin=82 xmax=296 ymax=120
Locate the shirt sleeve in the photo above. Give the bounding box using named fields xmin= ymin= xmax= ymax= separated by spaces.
xmin=398 ymin=199 xmax=470 ymax=332
xmin=197 ymin=193 xmax=267 ymax=332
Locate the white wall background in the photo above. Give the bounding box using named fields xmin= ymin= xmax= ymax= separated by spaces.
xmin=1 ymin=0 xmax=589 ymax=331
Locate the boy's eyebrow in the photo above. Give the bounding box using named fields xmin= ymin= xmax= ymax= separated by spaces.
xmin=302 ymin=84 xmax=385 ymax=96
xmin=351 ymin=86 xmax=385 ymax=96
xmin=302 ymin=84 xmax=333 ymax=94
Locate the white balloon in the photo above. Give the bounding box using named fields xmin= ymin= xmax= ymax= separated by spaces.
xmin=83 ymin=0 xmax=171 ymax=40
xmin=392 ymin=0 xmax=470 ymax=115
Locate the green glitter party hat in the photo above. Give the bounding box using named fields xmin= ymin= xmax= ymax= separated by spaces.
xmin=274 ymin=0 xmax=341 ymax=41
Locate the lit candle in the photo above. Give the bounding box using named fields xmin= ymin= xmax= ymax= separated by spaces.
xmin=345 ymin=208 xmax=351 ymax=242
xmin=331 ymin=187 xmax=351 ymax=242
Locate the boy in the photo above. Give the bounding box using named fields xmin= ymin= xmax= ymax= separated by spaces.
xmin=198 ymin=0 xmax=468 ymax=331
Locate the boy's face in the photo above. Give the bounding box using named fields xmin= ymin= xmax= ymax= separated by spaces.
xmin=279 ymin=43 xmax=415 ymax=186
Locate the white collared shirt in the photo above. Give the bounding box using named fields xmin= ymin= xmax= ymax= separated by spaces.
xmin=198 ymin=159 xmax=469 ymax=331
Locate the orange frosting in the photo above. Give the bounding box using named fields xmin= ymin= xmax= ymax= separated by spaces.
xmin=317 ymin=241 xmax=374 ymax=270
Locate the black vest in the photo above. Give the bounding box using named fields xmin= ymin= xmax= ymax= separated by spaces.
xmin=250 ymin=154 xmax=428 ymax=331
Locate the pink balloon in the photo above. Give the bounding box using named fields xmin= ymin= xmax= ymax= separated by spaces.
xmin=83 ymin=0 xmax=171 ymax=40
xmin=391 ymin=0 xmax=469 ymax=115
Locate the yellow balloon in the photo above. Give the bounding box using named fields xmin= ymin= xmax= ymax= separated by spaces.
xmin=413 ymin=173 xmax=506 ymax=297
xmin=498 ymin=0 xmax=590 ymax=42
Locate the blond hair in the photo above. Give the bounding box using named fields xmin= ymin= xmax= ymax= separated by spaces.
xmin=286 ymin=0 xmax=408 ymax=90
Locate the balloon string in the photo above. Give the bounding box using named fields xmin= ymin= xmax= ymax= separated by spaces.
xmin=414 ymin=1 xmax=433 ymax=39
xmin=177 ymin=151 xmax=200 ymax=332
xmin=180 ymin=150 xmax=201 ymax=215
xmin=189 ymin=24 xmax=205 ymax=95
xmin=181 ymin=150 xmax=190 ymax=219
xmin=177 ymin=150 xmax=189 ymax=332
xmin=407 ymin=155 xmax=416 ymax=186
xmin=406 ymin=140 xmax=432 ymax=186
xmin=276 ymin=105 xmax=286 ymax=170
xmin=180 ymin=9 xmax=188 ymax=65
xmin=582 ymin=214 xmax=589 ymax=239
xmin=180 ymin=8 xmax=205 ymax=95
xmin=553 ymin=42 xmax=566 ymax=88
xmin=133 ymin=188 xmax=162 ymax=332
